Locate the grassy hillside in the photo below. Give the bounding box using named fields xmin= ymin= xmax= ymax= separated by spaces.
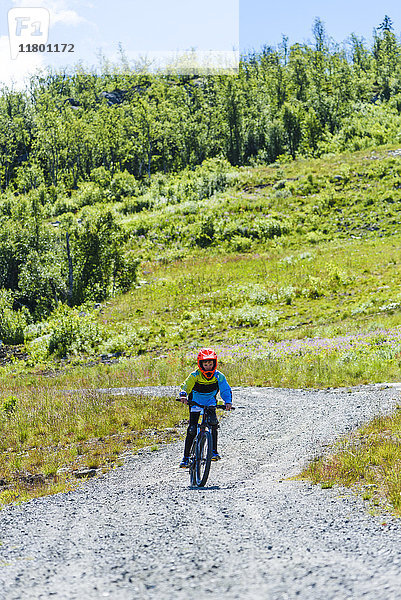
xmin=2 ymin=145 xmax=401 ymax=507
xmin=0 ymin=143 xmax=396 ymax=388
xmin=122 ymin=146 xmax=401 ymax=259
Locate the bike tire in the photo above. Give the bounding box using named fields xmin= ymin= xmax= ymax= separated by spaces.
xmin=195 ymin=430 xmax=212 ymax=487
xmin=189 ymin=439 xmax=197 ymax=486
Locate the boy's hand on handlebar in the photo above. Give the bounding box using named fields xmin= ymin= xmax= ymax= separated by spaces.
xmin=179 ymin=391 xmax=188 ymax=405
xmin=225 ymin=403 xmax=232 ymax=411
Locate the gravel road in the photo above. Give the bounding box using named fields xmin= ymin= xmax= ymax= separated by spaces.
xmin=1 ymin=384 xmax=401 ymax=599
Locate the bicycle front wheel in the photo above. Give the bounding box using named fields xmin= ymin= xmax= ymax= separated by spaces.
xmin=189 ymin=439 xmax=197 ymax=486
xmin=195 ymin=430 xmax=212 ymax=487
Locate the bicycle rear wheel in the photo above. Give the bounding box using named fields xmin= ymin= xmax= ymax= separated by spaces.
xmin=195 ymin=430 xmax=212 ymax=487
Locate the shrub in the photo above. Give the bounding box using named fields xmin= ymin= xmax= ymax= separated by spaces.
xmin=120 ymin=195 xmax=152 ymax=214
xmin=148 ymin=158 xmax=236 ymax=205
xmin=2 ymin=395 xmax=18 ymax=416
xmin=232 ymin=305 xmax=278 ymax=327
xmin=24 ymin=321 xmax=50 ymax=341
xmin=178 ymin=201 xmax=199 ymax=215
xmin=48 ymin=305 xmax=104 ymax=357
xmin=229 ymin=235 xmax=252 ymax=252
xmin=194 ymin=215 xmax=215 ymax=247
xmin=26 ymin=335 xmax=51 ymax=363
xmin=73 ymin=182 xmax=105 ymax=207
xmin=306 ymin=231 xmax=322 ymax=244
xmin=112 ymin=251 xmax=141 ymax=294
xmin=264 ymin=121 xmax=286 ymax=163
xmin=351 ymin=301 xmax=375 ymax=316
xmin=109 ymin=171 xmax=140 ymax=201
xmin=100 ymin=328 xmax=143 ymax=354
xmin=71 ymin=209 xmax=135 ymax=304
xmin=194 ymin=158 xmax=235 ymax=200
xmin=216 ymin=218 xmax=250 ymax=241
xmin=18 ymin=250 xmax=67 ymax=319
xmin=128 ymin=215 xmax=152 ymax=237
xmin=0 ymin=290 xmax=28 ymax=345
xmin=90 ymin=166 xmax=112 ymax=189
xmin=274 ymin=189 xmax=291 ymax=199
xmin=51 ymin=197 xmax=80 ymax=216
xmin=255 ymin=218 xmax=288 ymax=240
xmin=0 ymin=193 xmax=14 ymax=217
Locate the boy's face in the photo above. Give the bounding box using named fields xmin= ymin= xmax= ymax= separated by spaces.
xmin=201 ymin=359 xmax=214 ymax=371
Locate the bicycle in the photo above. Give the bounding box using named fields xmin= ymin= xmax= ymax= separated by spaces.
xmin=177 ymin=399 xmax=234 ymax=487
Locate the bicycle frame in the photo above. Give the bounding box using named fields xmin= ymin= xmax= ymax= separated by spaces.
xmin=188 ymin=401 xmax=224 ymax=487
xmin=176 ymin=398 xmax=234 ymax=487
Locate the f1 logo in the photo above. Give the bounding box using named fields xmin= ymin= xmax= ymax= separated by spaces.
xmin=8 ymin=8 xmax=50 ymax=59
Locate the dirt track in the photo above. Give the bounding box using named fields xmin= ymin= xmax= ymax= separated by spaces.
xmin=1 ymin=385 xmax=401 ymax=599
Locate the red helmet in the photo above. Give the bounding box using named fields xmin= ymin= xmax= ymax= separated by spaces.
xmin=197 ymin=348 xmax=217 ymax=379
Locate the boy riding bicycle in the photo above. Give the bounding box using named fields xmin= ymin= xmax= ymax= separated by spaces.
xmin=178 ymin=348 xmax=232 ymax=468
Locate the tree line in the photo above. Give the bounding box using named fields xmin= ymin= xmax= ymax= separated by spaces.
xmin=1 ymin=17 xmax=401 ymax=193
xmin=0 ymin=16 xmax=401 ymax=333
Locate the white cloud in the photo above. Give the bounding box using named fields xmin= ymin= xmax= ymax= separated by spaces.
xmin=52 ymin=9 xmax=84 ymax=26
xmin=0 ymin=35 xmax=45 ymax=89
xmin=11 ymin=0 xmax=86 ymax=27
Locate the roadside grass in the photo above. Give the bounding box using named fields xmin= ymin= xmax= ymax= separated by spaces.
xmin=299 ymin=406 xmax=401 ymax=516
xmin=2 ymin=335 xmax=400 ymax=392
xmin=0 ymin=389 xmax=186 ymax=507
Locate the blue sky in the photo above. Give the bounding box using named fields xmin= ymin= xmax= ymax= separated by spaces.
xmin=240 ymin=0 xmax=401 ymax=52
xmin=1 ymin=0 xmax=239 ymax=85
xmin=1 ymin=0 xmax=401 ymax=88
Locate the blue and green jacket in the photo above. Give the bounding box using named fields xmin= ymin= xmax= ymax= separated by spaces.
xmin=180 ymin=369 xmax=232 ymax=410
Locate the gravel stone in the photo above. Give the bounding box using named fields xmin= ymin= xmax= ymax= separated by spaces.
xmin=0 ymin=384 xmax=401 ymax=599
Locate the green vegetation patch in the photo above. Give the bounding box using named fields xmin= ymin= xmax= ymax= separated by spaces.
xmin=299 ymin=407 xmax=401 ymax=515
xmin=74 ymin=226 xmax=401 ymax=389
xmin=2 ymin=221 xmax=401 ymax=389
xmin=0 ymin=389 xmax=186 ymax=507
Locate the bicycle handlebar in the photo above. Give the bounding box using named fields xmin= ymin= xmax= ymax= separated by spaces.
xmin=175 ymin=398 xmax=235 ymax=410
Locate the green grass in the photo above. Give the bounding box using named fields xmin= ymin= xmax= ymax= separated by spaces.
xmin=2 ymin=145 xmax=401 ymax=507
xmin=8 ymin=142 xmax=399 ymax=383
xmin=0 ymin=389 xmax=186 ymax=507
xmin=60 ymin=230 xmax=400 ymax=390
xmin=85 ymin=142 xmax=401 ymax=385
xmin=4 ymin=176 xmax=401 ymax=389
xmin=299 ymin=407 xmax=401 ymax=516
xmin=1 ymin=148 xmax=400 ymax=374
xmin=118 ymin=144 xmax=401 ymax=259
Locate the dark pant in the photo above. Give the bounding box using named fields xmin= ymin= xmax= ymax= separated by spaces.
xmin=183 ymin=409 xmax=219 ymax=457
